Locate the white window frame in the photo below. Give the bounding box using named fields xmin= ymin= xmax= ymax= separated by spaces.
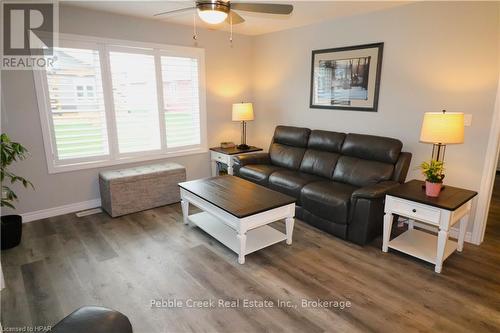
xmin=34 ymin=33 xmax=207 ymax=174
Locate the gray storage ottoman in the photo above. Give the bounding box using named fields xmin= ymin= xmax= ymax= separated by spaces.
xmin=99 ymin=162 xmax=186 ymax=217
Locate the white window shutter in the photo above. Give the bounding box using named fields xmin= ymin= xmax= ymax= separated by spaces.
xmin=109 ymin=51 xmax=161 ymax=154
xmin=45 ymin=47 xmax=109 ymax=160
xmin=161 ymin=56 xmax=201 ymax=148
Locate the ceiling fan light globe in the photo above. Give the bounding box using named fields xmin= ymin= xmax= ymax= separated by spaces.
xmin=197 ymin=9 xmax=228 ymax=24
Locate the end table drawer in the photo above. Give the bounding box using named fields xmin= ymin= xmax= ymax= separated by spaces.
xmin=391 ymin=198 xmax=441 ymax=224
xmin=211 ymin=152 xmax=230 ymax=164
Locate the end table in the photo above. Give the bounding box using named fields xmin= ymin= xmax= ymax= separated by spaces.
xmin=383 ymin=180 xmax=477 ymax=273
xmin=210 ymin=146 xmax=262 ymax=176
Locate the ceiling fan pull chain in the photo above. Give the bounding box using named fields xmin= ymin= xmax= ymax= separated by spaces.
xmin=193 ymin=12 xmax=198 ymax=40
xmin=229 ymin=13 xmax=233 ymax=44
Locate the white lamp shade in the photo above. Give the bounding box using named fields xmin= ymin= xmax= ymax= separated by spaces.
xmin=420 ymin=112 xmax=464 ymax=144
xmin=232 ymin=103 xmax=254 ymax=121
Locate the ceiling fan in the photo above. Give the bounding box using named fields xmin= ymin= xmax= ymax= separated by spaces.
xmin=154 ymin=0 xmax=294 ymax=25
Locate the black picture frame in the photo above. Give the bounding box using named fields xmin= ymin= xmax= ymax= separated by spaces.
xmin=309 ymin=42 xmax=384 ymax=112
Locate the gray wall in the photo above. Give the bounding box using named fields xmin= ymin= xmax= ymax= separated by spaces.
xmin=251 ymin=1 xmax=499 ymax=231
xmin=1 ymin=5 xmax=254 ymax=214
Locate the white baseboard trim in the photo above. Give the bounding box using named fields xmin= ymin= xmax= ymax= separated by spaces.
xmin=21 ymin=199 xmax=102 ymax=223
xmin=403 ymin=220 xmax=474 ymax=244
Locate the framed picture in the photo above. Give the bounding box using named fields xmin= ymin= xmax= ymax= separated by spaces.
xmin=310 ymin=42 xmax=384 ymax=112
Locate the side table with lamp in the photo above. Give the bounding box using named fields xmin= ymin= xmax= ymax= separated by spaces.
xmin=209 ymin=102 xmax=263 ymax=176
xmin=382 ymin=110 xmax=478 ymax=273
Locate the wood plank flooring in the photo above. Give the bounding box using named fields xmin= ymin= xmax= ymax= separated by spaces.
xmin=1 ymin=180 xmax=500 ymax=332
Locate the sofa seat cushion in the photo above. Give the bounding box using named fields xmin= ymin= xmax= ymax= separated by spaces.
xmin=269 ymin=170 xmax=323 ymax=204
xmin=301 ymin=181 xmax=359 ymax=224
xmin=238 ymin=164 xmax=284 ymax=186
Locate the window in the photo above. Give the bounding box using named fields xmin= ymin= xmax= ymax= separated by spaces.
xmin=35 ymin=35 xmax=206 ymax=173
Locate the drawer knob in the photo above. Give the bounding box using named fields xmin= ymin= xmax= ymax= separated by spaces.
xmin=412 ymin=209 xmax=417 ymax=213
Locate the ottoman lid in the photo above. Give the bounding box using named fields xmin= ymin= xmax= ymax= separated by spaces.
xmin=99 ymin=162 xmax=185 ymax=184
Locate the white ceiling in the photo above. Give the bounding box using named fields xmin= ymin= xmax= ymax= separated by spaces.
xmin=63 ymin=1 xmax=410 ymax=36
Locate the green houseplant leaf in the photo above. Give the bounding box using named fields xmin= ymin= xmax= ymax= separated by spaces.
xmin=418 ymin=160 xmax=445 ymax=183
xmin=1 ymin=133 xmax=34 ymax=209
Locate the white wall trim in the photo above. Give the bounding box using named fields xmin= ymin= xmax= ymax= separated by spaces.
xmin=21 ymin=199 xmax=101 ymax=223
xmin=472 ymin=71 xmax=500 ymax=244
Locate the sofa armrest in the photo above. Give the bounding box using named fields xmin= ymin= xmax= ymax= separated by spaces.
xmin=392 ymin=152 xmax=412 ymax=183
xmin=233 ymin=152 xmax=271 ymax=167
xmin=351 ymin=181 xmax=400 ymax=200
xmin=348 ymin=181 xmax=400 ymax=245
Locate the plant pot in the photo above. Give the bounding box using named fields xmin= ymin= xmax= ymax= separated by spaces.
xmin=425 ymin=181 xmax=442 ymax=197
xmin=1 ymin=215 xmax=22 ymax=250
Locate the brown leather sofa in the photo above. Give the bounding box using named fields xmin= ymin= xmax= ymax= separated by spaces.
xmin=233 ymin=126 xmax=412 ymax=245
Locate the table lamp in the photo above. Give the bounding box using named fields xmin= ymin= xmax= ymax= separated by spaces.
xmin=232 ymin=102 xmax=254 ymax=150
xmin=420 ymin=110 xmax=464 ymax=162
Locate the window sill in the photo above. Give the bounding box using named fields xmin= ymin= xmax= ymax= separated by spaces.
xmin=47 ymin=147 xmax=208 ymax=174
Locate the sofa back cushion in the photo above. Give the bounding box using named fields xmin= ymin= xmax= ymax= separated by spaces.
xmin=269 ymin=126 xmax=311 ymax=170
xmin=307 ymin=130 xmax=346 ymax=152
xmin=333 ymin=134 xmax=402 ymax=187
xmin=273 ymin=126 xmax=310 ymax=147
xmin=341 ymin=133 xmax=402 ymax=164
xmin=333 ymin=156 xmax=394 ymax=187
xmin=300 ymin=130 xmax=346 ymax=178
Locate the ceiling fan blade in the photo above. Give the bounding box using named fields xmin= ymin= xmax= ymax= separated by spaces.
xmin=230 ymin=3 xmax=293 ymax=15
xmin=154 ymin=7 xmax=195 ymax=17
xmin=226 ymin=10 xmax=245 ymax=24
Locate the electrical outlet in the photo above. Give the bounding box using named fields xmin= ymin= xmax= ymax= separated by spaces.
xmin=464 ymin=114 xmax=472 ymax=127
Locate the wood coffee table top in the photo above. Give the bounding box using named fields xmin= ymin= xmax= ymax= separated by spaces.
xmin=178 ymin=175 xmax=296 ymax=218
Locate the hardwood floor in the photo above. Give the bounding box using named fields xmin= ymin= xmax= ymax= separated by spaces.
xmin=1 ymin=182 xmax=500 ymax=332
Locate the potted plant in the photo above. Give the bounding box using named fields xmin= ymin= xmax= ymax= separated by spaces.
xmin=1 ymin=133 xmax=33 ymax=250
xmin=419 ymin=160 xmax=444 ymax=197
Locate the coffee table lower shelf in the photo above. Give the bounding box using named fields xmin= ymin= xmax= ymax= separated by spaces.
xmin=388 ymin=229 xmax=457 ymax=264
xmin=188 ymin=212 xmax=287 ymax=257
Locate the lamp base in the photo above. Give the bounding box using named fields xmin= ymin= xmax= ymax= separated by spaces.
xmin=237 ymin=144 xmax=250 ymax=150
xmin=431 ymin=144 xmax=446 ymax=162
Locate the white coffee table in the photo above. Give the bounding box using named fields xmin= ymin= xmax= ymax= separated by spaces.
xmin=179 ymin=176 xmax=296 ymax=264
